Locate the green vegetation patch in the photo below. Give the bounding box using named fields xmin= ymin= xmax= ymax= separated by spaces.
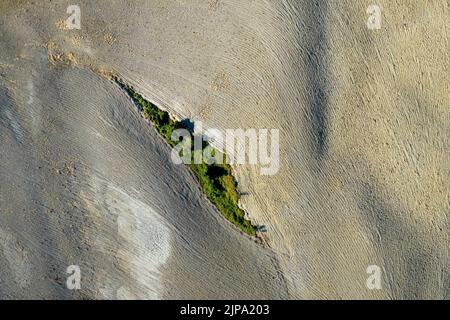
xmin=124 ymin=84 xmax=257 ymax=236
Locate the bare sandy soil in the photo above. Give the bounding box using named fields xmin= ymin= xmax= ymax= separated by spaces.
xmin=0 ymin=0 xmax=447 ymax=299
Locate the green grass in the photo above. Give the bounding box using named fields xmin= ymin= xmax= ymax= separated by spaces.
xmin=123 ymin=84 xmax=257 ymax=236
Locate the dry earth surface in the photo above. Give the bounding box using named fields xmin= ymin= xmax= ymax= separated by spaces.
xmin=0 ymin=0 xmax=448 ymax=299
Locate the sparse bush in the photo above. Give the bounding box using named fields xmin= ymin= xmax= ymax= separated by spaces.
xmin=125 ymin=86 xmax=257 ymax=236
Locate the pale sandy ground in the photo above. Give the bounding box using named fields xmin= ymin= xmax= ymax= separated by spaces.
xmin=0 ymin=0 xmax=448 ymax=299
